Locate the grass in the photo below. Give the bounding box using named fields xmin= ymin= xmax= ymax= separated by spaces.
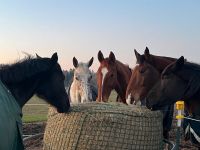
xmin=22 ymin=92 xmax=118 ymax=123
xmin=109 ymin=90 xmax=118 ymax=102
xmin=26 ymin=95 xmax=47 ymax=104
xmin=22 ymin=95 xmax=48 ymax=123
xmin=22 ymin=114 xmax=47 ymax=123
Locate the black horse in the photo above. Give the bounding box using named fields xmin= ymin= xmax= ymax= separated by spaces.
xmin=146 ymin=56 xmax=200 ymax=146
xmin=0 ymin=53 xmax=70 ymax=150
xmin=146 ymin=56 xmax=200 ymax=114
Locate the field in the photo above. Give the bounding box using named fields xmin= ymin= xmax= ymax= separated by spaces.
xmin=22 ymin=95 xmax=48 ymax=123
xmin=22 ymin=91 xmax=118 ymax=123
xmin=23 ymin=92 xmax=198 ymax=150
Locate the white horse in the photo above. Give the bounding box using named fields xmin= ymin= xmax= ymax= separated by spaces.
xmin=69 ymin=57 xmax=97 ymax=103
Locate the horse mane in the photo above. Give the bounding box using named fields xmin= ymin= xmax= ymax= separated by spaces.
xmin=184 ymin=61 xmax=200 ymax=72
xmin=116 ymin=60 xmax=131 ymax=73
xmin=181 ymin=61 xmax=200 ymax=100
xmin=0 ymin=56 xmax=53 ymax=84
xmin=156 ymin=56 xmax=177 ymax=62
xmin=115 ymin=60 xmax=132 ymax=83
xmin=144 ymin=54 xmax=177 ymax=73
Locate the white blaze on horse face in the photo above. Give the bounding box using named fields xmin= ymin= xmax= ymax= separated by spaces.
xmin=81 ymin=74 xmax=92 ymax=102
xmin=101 ymin=67 xmax=108 ymax=101
xmin=126 ymin=93 xmax=132 ymax=105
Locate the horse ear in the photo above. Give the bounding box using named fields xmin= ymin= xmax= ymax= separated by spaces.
xmin=134 ymin=49 xmax=143 ymax=64
xmin=98 ymin=51 xmax=104 ymax=62
xmin=172 ymin=56 xmax=184 ymax=71
xmin=51 ymin=52 xmax=58 ymax=64
xmin=175 ymin=56 xmax=184 ymax=69
xmin=88 ymin=57 xmax=94 ymax=67
xmin=36 ymin=53 xmax=42 ymax=58
xmin=109 ymin=51 xmax=116 ymax=63
xmin=144 ymin=47 xmax=150 ymax=57
xmin=73 ymin=57 xmax=78 ymax=68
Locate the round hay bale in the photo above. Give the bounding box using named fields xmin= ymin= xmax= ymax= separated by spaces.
xmin=43 ymin=102 xmax=163 ymax=150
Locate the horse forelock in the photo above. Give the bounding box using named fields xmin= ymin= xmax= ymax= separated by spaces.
xmin=74 ymin=62 xmax=92 ymax=79
xmin=0 ymin=57 xmax=53 ymax=84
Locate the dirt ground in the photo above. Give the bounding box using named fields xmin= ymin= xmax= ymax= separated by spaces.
xmin=23 ymin=122 xmax=45 ymax=150
xmin=23 ymin=121 xmax=199 ymax=150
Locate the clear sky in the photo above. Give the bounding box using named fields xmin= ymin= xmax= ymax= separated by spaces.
xmin=0 ymin=0 xmax=200 ymax=71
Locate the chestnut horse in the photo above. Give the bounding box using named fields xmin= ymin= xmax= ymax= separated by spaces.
xmin=96 ymin=51 xmax=132 ymax=103
xmin=126 ymin=47 xmax=176 ymax=105
xmin=126 ymin=47 xmax=175 ymax=140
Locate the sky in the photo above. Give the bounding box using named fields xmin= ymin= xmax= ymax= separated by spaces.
xmin=0 ymin=0 xmax=200 ymax=71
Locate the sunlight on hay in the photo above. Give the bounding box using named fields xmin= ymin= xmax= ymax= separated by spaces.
xmin=43 ymin=102 xmax=163 ymax=150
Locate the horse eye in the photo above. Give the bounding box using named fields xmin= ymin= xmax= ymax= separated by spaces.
xmin=110 ymin=74 xmax=114 ymax=77
xmin=75 ymin=76 xmax=79 ymax=80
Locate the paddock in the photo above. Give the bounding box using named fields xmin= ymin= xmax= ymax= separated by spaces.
xmin=43 ymin=102 xmax=163 ymax=150
xmin=23 ymin=92 xmax=198 ymax=150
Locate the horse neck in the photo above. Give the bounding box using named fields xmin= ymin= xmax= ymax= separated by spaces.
xmin=1 ymin=75 xmax=40 ymax=108
xmin=151 ymin=56 xmax=176 ymax=72
xmin=115 ymin=61 xmax=131 ymax=98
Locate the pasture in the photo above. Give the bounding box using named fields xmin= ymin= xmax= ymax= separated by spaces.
xmin=22 ymin=91 xmax=118 ymax=123
xmin=22 ymin=95 xmax=48 ymax=123
xmin=23 ymin=92 xmax=197 ymax=150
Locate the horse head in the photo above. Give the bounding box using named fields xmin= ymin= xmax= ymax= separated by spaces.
xmin=35 ymin=53 xmax=70 ymax=113
xmin=0 ymin=53 xmax=70 ymax=113
xmin=146 ymin=56 xmax=187 ymax=110
xmin=97 ymin=51 xmax=122 ymax=102
xmin=126 ymin=49 xmax=160 ymax=105
xmin=70 ymin=57 xmax=95 ymax=103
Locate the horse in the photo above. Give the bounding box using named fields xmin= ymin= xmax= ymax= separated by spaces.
xmin=0 ymin=53 xmax=70 ymax=150
xmin=126 ymin=47 xmax=177 ymax=105
xmin=69 ymin=57 xmax=97 ymax=103
xmin=146 ymin=56 xmax=200 ymax=114
xmin=96 ymin=51 xmax=132 ymax=103
xmin=142 ymin=47 xmax=177 ymax=73
xmin=126 ymin=48 xmax=175 ymax=140
xmin=146 ymin=56 xmax=200 ymax=146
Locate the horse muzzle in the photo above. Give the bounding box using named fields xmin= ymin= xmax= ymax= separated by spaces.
xmin=145 ymin=99 xmax=153 ymax=109
xmin=57 ymin=105 xmax=70 ymax=113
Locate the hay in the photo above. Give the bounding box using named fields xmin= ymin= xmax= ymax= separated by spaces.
xmin=43 ymin=102 xmax=163 ymax=150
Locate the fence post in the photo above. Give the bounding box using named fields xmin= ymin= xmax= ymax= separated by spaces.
xmin=175 ymin=101 xmax=184 ymax=150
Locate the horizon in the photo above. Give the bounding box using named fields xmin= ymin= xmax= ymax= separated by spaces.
xmin=0 ymin=1 xmax=200 ymax=72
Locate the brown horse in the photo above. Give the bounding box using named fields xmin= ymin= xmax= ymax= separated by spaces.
xmin=146 ymin=56 xmax=200 ymax=146
xmin=126 ymin=62 xmax=160 ymax=105
xmin=96 ymin=51 xmax=132 ymax=103
xmin=126 ymin=47 xmax=176 ymax=105
xmin=142 ymin=47 xmax=176 ymax=73
xmin=126 ymin=48 xmax=175 ymax=140
xmin=146 ymin=56 xmax=200 ymax=116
